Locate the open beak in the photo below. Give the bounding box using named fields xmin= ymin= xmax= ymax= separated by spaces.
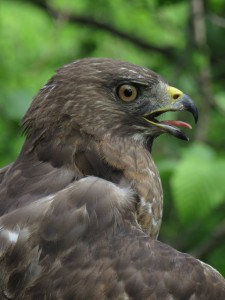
xmin=143 ymin=86 xmax=198 ymax=141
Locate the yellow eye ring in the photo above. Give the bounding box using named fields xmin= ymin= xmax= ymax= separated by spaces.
xmin=117 ymin=84 xmax=138 ymax=102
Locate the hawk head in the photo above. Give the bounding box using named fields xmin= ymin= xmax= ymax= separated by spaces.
xmin=1 ymin=58 xmax=198 ymax=239
xmin=22 ymin=58 xmax=198 ymax=149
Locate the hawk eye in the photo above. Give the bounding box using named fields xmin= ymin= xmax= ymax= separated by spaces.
xmin=117 ymin=84 xmax=138 ymax=102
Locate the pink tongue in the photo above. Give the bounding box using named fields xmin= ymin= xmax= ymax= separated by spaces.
xmin=160 ymin=120 xmax=192 ymax=129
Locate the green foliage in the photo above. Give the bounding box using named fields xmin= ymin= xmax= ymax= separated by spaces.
xmin=208 ymin=245 xmax=225 ymax=275
xmin=171 ymin=144 xmax=225 ymax=223
xmin=1 ymin=0 xmax=225 ymax=276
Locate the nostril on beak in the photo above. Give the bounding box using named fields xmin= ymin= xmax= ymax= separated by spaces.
xmin=167 ymin=86 xmax=183 ymax=101
xmin=173 ymin=94 xmax=180 ymax=100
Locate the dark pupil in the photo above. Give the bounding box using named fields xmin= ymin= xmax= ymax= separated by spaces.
xmin=124 ymin=88 xmax=133 ymax=97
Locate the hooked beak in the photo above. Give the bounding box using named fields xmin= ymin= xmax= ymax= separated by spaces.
xmin=143 ymin=86 xmax=198 ymax=141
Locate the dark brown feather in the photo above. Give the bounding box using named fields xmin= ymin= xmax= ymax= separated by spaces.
xmin=0 ymin=178 xmax=224 ymax=299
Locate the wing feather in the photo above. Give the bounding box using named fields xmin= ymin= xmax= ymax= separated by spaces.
xmin=0 ymin=177 xmax=224 ymax=299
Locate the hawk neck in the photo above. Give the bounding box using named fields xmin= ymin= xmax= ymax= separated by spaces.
xmin=100 ymin=135 xmax=163 ymax=238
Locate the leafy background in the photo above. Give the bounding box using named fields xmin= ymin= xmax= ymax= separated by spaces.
xmin=1 ymin=0 xmax=225 ymax=275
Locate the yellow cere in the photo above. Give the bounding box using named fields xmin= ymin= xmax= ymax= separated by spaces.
xmin=167 ymin=86 xmax=183 ymax=103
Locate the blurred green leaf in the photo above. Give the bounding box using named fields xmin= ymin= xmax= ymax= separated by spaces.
xmin=171 ymin=143 xmax=225 ymax=224
xmin=215 ymin=92 xmax=225 ymax=111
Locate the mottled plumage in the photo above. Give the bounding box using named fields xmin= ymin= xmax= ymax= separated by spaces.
xmin=0 ymin=58 xmax=224 ymax=299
